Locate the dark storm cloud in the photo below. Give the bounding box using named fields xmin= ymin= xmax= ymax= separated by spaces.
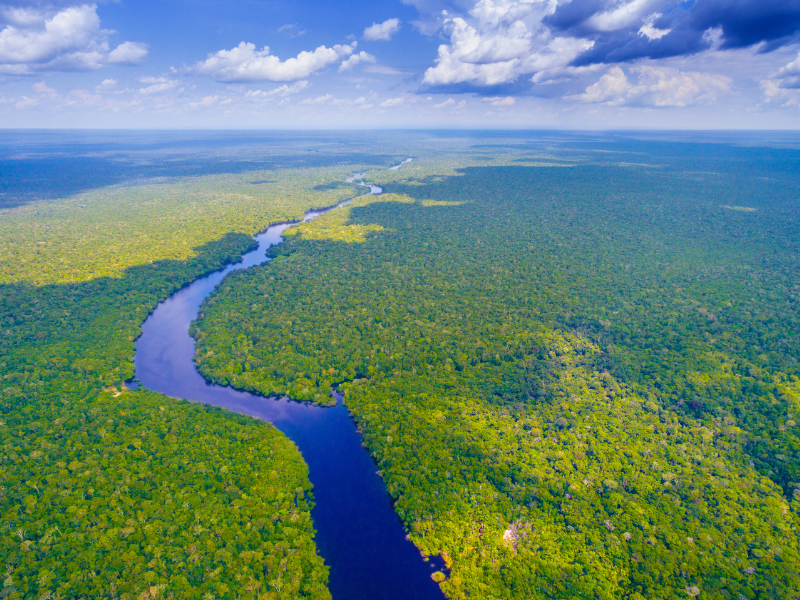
xmin=545 ymin=0 xmax=800 ymax=66
xmin=688 ymin=0 xmax=800 ymax=49
xmin=544 ymin=0 xmax=608 ymax=31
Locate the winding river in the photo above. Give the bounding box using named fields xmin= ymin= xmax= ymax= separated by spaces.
xmin=134 ymin=164 xmax=446 ymax=600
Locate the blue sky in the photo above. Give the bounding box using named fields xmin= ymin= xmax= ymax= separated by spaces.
xmin=1 ymin=0 xmax=800 ymax=128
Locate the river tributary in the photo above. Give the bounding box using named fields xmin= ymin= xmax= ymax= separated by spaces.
xmin=134 ymin=165 xmax=447 ymax=600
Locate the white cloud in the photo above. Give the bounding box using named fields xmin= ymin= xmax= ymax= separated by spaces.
xmin=379 ymin=97 xmax=405 ymax=107
xmin=761 ymin=79 xmax=782 ymax=100
xmin=422 ymin=2 xmax=593 ymax=88
xmin=15 ymin=95 xmax=37 ymax=108
xmin=339 ymin=51 xmax=376 ymax=72
xmin=0 ymin=5 xmax=100 ymax=64
xmin=1 ymin=6 xmax=45 ymax=28
xmin=638 ymin=13 xmax=670 ymax=41
xmin=577 ymin=66 xmax=732 ymax=107
xmin=0 ymin=4 xmax=147 ymax=73
xmin=434 ymin=97 xmax=455 ymax=108
xmin=352 ymin=95 xmax=373 ymax=109
xmin=760 ymin=79 xmax=800 ymax=107
xmin=108 ymin=41 xmax=148 ymax=65
xmin=363 ymin=18 xmax=401 ymax=41
xmin=191 ymin=41 xmax=356 ymax=82
xmin=586 ymin=0 xmax=661 ymax=32
xmin=138 ymin=76 xmax=179 ymax=95
xmin=761 ymin=53 xmax=800 ymax=106
xmin=188 ymin=94 xmax=232 ymax=108
xmin=32 ymin=81 xmax=56 ymax=96
xmin=246 ymin=80 xmax=309 ymax=101
xmin=778 ymin=53 xmax=800 ymax=76
xmin=190 ymin=94 xmax=220 ymax=108
xmin=702 ymin=26 xmax=723 ymax=51
xmin=483 ymin=95 xmax=515 ymax=105
xmin=95 ymin=78 xmax=116 ymax=90
xmin=301 ymin=94 xmax=333 ymax=105
xmin=578 ymin=66 xmax=630 ymax=105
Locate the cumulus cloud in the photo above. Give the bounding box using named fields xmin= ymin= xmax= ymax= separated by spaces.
xmin=107 ymin=41 xmax=148 ymax=65
xmin=339 ymin=51 xmax=376 ymax=72
xmin=191 ymin=41 xmax=356 ymax=82
xmin=422 ymin=3 xmax=593 ymax=89
xmin=760 ymin=78 xmax=800 ymax=107
xmin=760 ymin=51 xmax=800 ymax=102
xmin=577 ymin=65 xmax=731 ymax=107
xmin=773 ymin=51 xmax=800 ymax=88
xmin=33 ymin=81 xmax=56 ymax=96
xmin=584 ymin=0 xmax=661 ymax=33
xmin=1 ymin=6 xmax=45 ymax=28
xmin=363 ymin=18 xmax=401 ymax=41
xmin=95 ymin=78 xmax=116 ymax=90
xmin=0 ymin=4 xmax=100 ymax=64
xmin=777 ymin=52 xmax=800 ymax=78
xmin=0 ymin=4 xmax=148 ymax=74
xmin=137 ymin=76 xmax=179 ymax=95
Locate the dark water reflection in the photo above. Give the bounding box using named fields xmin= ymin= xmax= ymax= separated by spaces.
xmin=135 ymin=199 xmax=446 ymax=600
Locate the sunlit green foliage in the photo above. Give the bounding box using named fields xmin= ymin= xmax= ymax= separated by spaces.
xmin=0 ymin=169 xmax=360 ymax=287
xmin=0 ymin=136 xmax=402 ymax=599
xmin=194 ymin=145 xmax=800 ymax=598
xmin=0 ymin=389 xmax=328 ymax=600
xmin=0 ymin=227 xmax=332 ymax=597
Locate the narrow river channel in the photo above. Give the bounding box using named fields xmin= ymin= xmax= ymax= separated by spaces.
xmin=134 ymin=165 xmax=446 ymax=600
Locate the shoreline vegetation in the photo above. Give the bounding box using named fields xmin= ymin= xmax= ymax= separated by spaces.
xmin=1 ymin=131 xmax=799 ymax=599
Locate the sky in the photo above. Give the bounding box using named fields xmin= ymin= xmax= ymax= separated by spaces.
xmin=1 ymin=0 xmax=800 ymax=129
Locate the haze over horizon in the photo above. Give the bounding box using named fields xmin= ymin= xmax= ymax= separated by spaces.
xmin=1 ymin=0 xmax=800 ymax=129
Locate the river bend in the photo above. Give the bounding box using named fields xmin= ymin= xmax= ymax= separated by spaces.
xmin=134 ymin=165 xmax=446 ymax=600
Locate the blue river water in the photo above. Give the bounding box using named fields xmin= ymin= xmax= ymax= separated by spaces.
xmin=134 ymin=176 xmax=447 ymax=600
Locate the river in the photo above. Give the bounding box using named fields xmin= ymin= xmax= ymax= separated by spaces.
xmin=134 ymin=164 xmax=447 ymax=600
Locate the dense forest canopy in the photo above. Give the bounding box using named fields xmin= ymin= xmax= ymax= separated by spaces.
xmin=193 ymin=137 xmax=800 ymax=598
xmin=2 ymin=131 xmax=800 ymax=599
xmin=0 ymin=132 xmax=416 ymax=599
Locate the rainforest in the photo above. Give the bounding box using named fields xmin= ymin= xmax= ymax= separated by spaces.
xmin=1 ymin=130 xmax=799 ymax=600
